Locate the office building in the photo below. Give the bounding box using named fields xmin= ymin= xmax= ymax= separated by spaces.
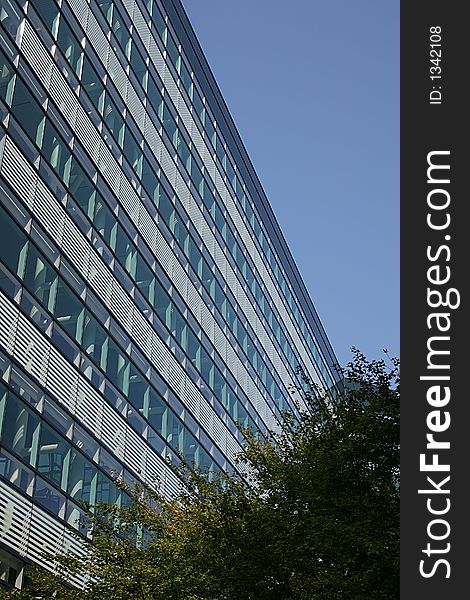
xmin=0 ymin=0 xmax=341 ymax=588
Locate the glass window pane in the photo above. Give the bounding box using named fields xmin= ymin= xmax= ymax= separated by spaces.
xmin=0 ymin=205 xmax=28 ymax=277
xmin=161 ymin=105 xmax=177 ymax=141
xmin=166 ymin=410 xmax=182 ymax=449
xmin=152 ymin=5 xmax=166 ymax=39
xmin=82 ymin=312 xmax=108 ymax=368
xmin=212 ymin=368 xmax=225 ymax=403
xmin=122 ymin=129 xmax=143 ymax=177
xmin=1 ymin=392 xmax=40 ymax=466
xmin=10 ymin=78 xmax=45 ymax=145
xmin=179 ymin=60 xmax=192 ymax=98
xmin=145 ymin=0 xmax=154 ymax=16
xmin=0 ymin=0 xmax=22 ymax=37
xmin=0 ymin=447 xmax=34 ymax=495
xmin=93 ymin=194 xmax=116 ymax=249
xmin=146 ymin=76 xmax=163 ymax=118
xmin=199 ymin=449 xmax=215 ymax=479
xmin=128 ymin=367 xmax=148 ymax=413
xmin=0 ymin=48 xmax=15 ymax=104
xmin=22 ymin=245 xmax=58 ymax=311
xmin=34 ymin=477 xmax=66 ymax=515
xmin=205 ymin=118 xmax=215 ymax=147
xmin=103 ymin=94 xmax=124 ymax=145
xmin=194 ymin=97 xmax=205 ymax=129
xmin=200 ymin=348 xmax=213 ymax=386
xmin=226 ymin=159 xmax=236 ymax=190
xmin=165 ymin=32 xmax=179 ymax=67
xmin=98 ymin=1 xmax=113 ymax=24
xmin=153 ymin=280 xmax=170 ymax=324
xmin=130 ymin=43 xmax=147 ymax=90
xmin=111 ymin=9 xmax=130 ymax=57
xmin=147 ymin=388 xmax=167 ymax=436
xmin=57 ymin=18 xmax=83 ymax=76
xmin=37 ymin=422 xmax=69 ymax=488
xmin=157 ymin=188 xmax=173 ymax=225
xmin=41 ymin=120 xmax=72 ymax=185
xmin=115 ymin=225 xmax=137 ymax=278
xmin=81 ymin=57 xmax=105 ymax=112
xmin=53 ymin=279 xmax=84 ymax=342
xmin=106 ymin=338 xmax=130 ymax=394
xmin=72 ymin=423 xmax=99 ymax=461
xmin=96 ymin=471 xmax=120 ymax=505
xmin=135 ymin=257 xmax=154 ymax=304
xmin=34 ymin=0 xmax=60 ymax=36
xmin=186 ymin=328 xmax=200 ymax=369
xmin=176 ymin=137 xmax=191 ymax=172
xmin=141 ymin=157 xmax=159 ymax=205
xmin=68 ymin=449 xmax=96 ymax=504
xmin=68 ymin=159 xmax=95 ymax=217
xmin=186 ymin=237 xmax=201 ymax=273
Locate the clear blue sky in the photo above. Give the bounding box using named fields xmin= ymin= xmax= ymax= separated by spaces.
xmin=182 ymin=0 xmax=399 ymax=368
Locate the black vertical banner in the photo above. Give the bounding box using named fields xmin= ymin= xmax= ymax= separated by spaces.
xmin=401 ymin=2 xmax=468 ymax=598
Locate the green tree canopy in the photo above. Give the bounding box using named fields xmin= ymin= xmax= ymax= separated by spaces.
xmin=2 ymin=349 xmax=399 ymax=599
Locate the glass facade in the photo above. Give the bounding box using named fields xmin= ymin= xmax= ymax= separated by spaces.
xmin=0 ymin=0 xmax=342 ymax=585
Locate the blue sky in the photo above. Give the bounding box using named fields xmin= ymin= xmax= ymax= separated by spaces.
xmin=182 ymin=0 xmax=399 ymax=368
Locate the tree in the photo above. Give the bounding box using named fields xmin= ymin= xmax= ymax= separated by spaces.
xmin=2 ymin=349 xmax=399 ymax=599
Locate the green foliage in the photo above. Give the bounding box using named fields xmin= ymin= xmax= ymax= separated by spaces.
xmin=3 ymin=349 xmax=399 ymax=599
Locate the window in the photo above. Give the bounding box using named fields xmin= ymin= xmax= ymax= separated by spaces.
xmin=186 ymin=328 xmax=200 ymax=370
xmin=165 ymin=31 xmax=179 ymax=68
xmin=147 ymin=388 xmax=167 ymax=434
xmin=194 ymin=95 xmax=205 ymax=128
xmin=1 ymin=392 xmax=40 ymax=467
xmin=41 ymin=120 xmax=72 ymax=185
xmin=53 ymin=279 xmax=84 ymax=342
xmin=0 ymin=0 xmax=22 ymax=37
xmin=0 ymin=49 xmax=15 ymax=104
xmin=0 ymin=205 xmax=28 ymax=278
xmin=115 ymin=225 xmax=137 ymax=278
xmin=177 ymin=137 xmax=191 ymax=175
xmin=128 ymin=367 xmax=149 ymax=415
xmin=179 ymin=60 xmax=192 ymax=99
xmin=37 ymin=422 xmax=69 ymax=488
xmin=57 ymin=17 xmax=83 ymax=76
xmin=0 ymin=447 xmax=34 ymax=496
xmin=68 ymin=159 xmax=96 ymax=218
xmin=34 ymin=477 xmax=65 ymax=515
xmin=102 ymin=94 xmax=124 ymax=146
xmin=110 ymin=6 xmax=131 ymax=58
xmin=146 ymin=76 xmax=164 ymax=118
xmin=122 ymin=129 xmax=143 ymax=178
xmin=106 ymin=339 xmax=130 ymax=394
xmin=93 ymin=195 xmax=117 ymax=249
xmin=129 ymin=42 xmax=148 ymax=90
xmin=22 ymin=245 xmax=58 ymax=312
xmin=80 ymin=57 xmax=105 ymax=113
xmin=153 ymin=280 xmax=170 ymax=325
xmin=157 ymin=187 xmax=173 ymax=224
xmin=205 ymin=118 xmax=215 ymax=148
xmin=161 ymin=104 xmax=177 ymax=141
xmin=96 ymin=472 xmax=121 ymax=505
xmin=191 ymin=161 xmax=204 ymax=197
xmin=199 ymin=348 xmax=213 ymax=387
xmin=135 ymin=257 xmax=155 ymax=305
xmin=151 ymin=5 xmax=166 ymax=41
xmin=34 ymin=0 xmax=60 ymax=37
xmin=98 ymin=1 xmax=113 ymax=24
xmin=68 ymin=449 xmax=96 ymax=504
xmin=82 ymin=312 xmax=108 ymax=369
xmin=10 ymin=78 xmax=45 ymax=145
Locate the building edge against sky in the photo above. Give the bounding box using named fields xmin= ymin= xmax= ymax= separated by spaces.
xmin=0 ymin=0 xmax=341 ymax=588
